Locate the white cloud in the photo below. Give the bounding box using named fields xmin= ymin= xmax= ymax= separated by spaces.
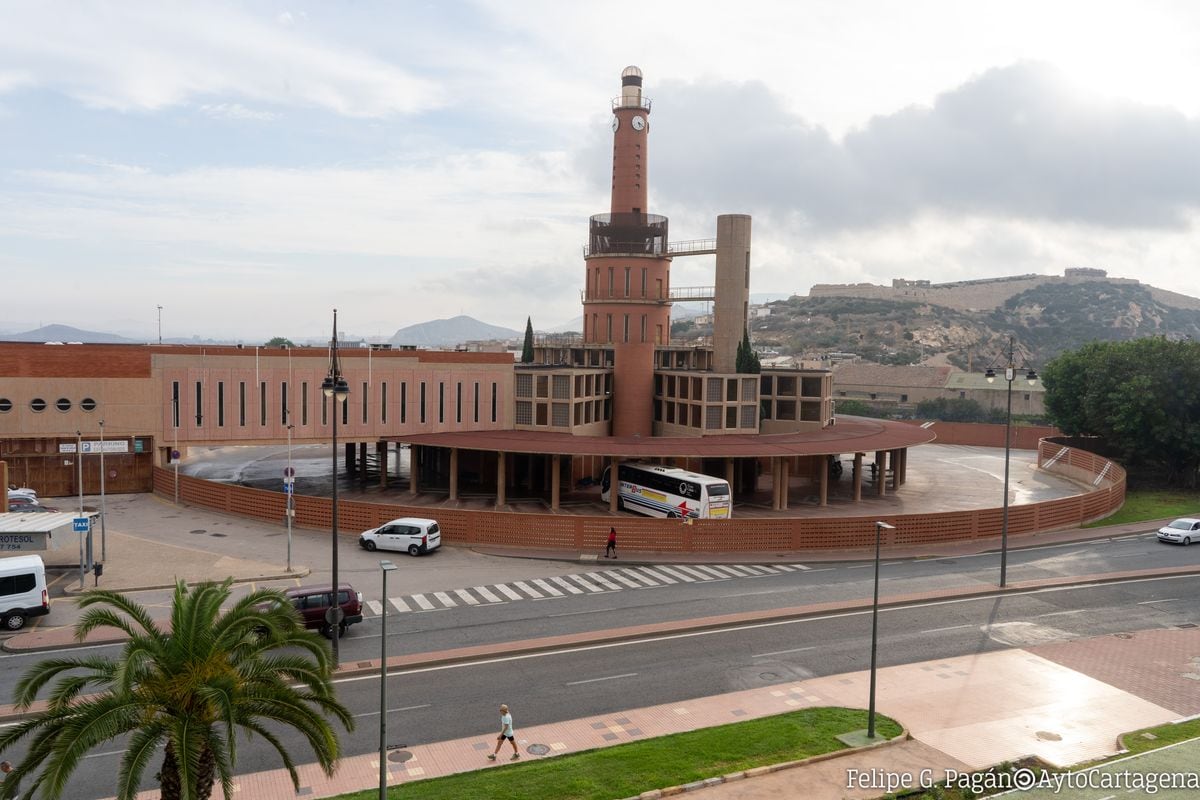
xmin=0 ymin=3 xmax=438 ymax=117
xmin=199 ymin=103 xmax=279 ymax=122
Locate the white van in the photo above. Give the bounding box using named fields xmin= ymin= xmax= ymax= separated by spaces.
xmin=358 ymin=518 xmax=441 ymax=556
xmin=1 ymin=555 xmax=51 ymax=631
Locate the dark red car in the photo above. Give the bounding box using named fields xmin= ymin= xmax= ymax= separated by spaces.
xmin=283 ymin=584 xmax=364 ymax=639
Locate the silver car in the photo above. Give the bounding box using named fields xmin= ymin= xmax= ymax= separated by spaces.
xmin=1157 ymin=518 xmax=1200 ymax=545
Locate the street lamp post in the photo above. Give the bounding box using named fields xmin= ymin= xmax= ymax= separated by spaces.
xmin=157 ymin=305 xmax=163 ymax=345
xmin=77 ymin=430 xmax=85 ymax=589
xmin=286 ymin=424 xmax=295 ymax=573
xmin=322 ymin=309 xmax=351 ymax=662
xmin=379 ymin=559 xmax=397 ymax=799
xmin=985 ymin=336 xmax=1037 ymax=589
xmin=99 ymin=419 xmax=107 ymax=562
xmin=172 ymin=394 xmax=180 ymax=505
xmin=867 ymin=520 xmax=895 ymax=740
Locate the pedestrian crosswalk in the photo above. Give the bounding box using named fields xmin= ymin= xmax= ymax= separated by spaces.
xmin=362 ymin=563 xmax=812 ymax=616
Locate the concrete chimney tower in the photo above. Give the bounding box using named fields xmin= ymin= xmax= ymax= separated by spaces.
xmin=711 ymin=214 xmax=752 ymax=374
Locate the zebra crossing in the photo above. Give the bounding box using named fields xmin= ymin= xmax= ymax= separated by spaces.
xmin=362 ymin=563 xmax=812 ymax=616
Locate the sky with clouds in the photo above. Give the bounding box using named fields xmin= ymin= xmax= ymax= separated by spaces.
xmin=3 ymin=0 xmax=1200 ymax=341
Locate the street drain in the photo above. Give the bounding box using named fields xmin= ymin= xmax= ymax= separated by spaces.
xmin=386 ymin=749 xmax=413 ymax=764
xmin=189 ymin=529 xmax=206 ymax=534
xmin=209 ymin=532 xmax=227 ymax=537
xmin=1036 ymin=731 xmax=1062 ymax=741
xmin=759 ymin=672 xmax=779 ymax=681
xmin=527 ymin=744 xmax=551 ymax=756
xmin=1178 ymin=623 xmax=1198 ymax=629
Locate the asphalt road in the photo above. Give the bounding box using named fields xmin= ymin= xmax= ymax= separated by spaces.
xmin=3 ymin=574 xmax=1199 ymax=800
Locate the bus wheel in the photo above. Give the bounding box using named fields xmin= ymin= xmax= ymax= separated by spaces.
xmin=667 ymin=510 xmax=679 ymax=519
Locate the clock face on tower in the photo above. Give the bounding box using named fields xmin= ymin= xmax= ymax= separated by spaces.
xmin=632 ymin=115 xmax=646 ymax=131
xmin=611 ymin=116 xmax=619 ymax=133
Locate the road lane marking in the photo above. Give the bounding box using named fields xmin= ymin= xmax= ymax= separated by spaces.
xmin=512 ymin=581 xmax=544 ymax=599
xmin=354 ymin=703 xmax=432 ymax=718
xmin=636 ymin=567 xmax=678 ymax=584
xmin=388 ymin=597 xmax=412 ymax=613
xmin=618 ymin=568 xmax=661 ymax=586
xmin=1136 ymin=598 xmax=1179 ymax=604
xmin=583 ymin=572 xmax=623 ymax=591
xmin=1036 ymin=609 xmax=1086 ymax=618
xmin=496 ymin=584 xmax=524 ymax=601
xmin=549 ymin=576 xmax=585 ymax=594
xmin=548 ymin=607 xmax=616 ymax=618
xmin=432 ymin=591 xmax=458 ymax=607
xmin=566 ymin=672 xmax=638 ymax=686
xmin=655 ymin=566 xmax=697 ymax=582
xmin=601 ymin=570 xmax=643 ymax=589
xmin=921 ymin=624 xmax=975 ymax=634
xmin=366 ymin=600 xmax=383 ymax=615
xmin=474 ymin=586 xmax=502 ymax=603
xmin=672 ymin=565 xmax=715 ymax=581
xmin=410 ymin=593 xmax=435 ymax=610
xmin=752 ymin=645 xmax=817 ymax=658
xmin=567 ymin=574 xmax=605 ymax=592
xmin=691 ymin=565 xmax=734 ymax=580
xmin=454 ymin=589 xmax=480 ymax=605
xmin=532 ymin=579 xmax=564 ymax=597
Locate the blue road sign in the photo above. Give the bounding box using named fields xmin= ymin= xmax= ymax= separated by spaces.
xmin=73 ymin=516 xmax=90 ymax=533
xmin=284 ymin=483 xmax=294 ymax=494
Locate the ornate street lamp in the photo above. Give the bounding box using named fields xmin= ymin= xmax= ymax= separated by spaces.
xmin=322 ymin=309 xmax=351 ymax=661
xmin=985 ymin=336 xmax=1038 ymax=588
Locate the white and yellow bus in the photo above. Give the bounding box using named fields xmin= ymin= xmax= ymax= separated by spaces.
xmin=600 ymin=463 xmax=732 ymax=519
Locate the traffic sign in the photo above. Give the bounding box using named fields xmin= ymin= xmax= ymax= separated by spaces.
xmin=73 ymin=517 xmax=90 ymax=533
xmin=284 ymin=466 xmax=295 ymax=477
xmin=284 ymin=483 xmax=294 ymax=494
xmin=171 ymin=449 xmax=180 ymax=461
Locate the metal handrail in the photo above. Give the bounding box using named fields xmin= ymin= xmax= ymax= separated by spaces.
xmin=669 ymin=286 xmax=716 ymax=301
xmin=611 ymin=97 xmax=652 ymax=111
xmin=667 ymin=238 xmax=716 ymax=255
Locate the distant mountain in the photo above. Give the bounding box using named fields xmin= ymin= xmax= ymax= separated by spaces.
xmin=0 ymin=324 xmax=141 ymax=344
xmin=389 ymin=315 xmax=521 ymax=347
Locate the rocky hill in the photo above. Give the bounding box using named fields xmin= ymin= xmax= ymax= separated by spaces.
xmin=738 ymin=281 xmax=1200 ymax=368
xmin=389 ymin=315 xmax=521 ymax=347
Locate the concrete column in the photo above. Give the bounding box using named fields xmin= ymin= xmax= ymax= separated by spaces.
xmin=551 ymin=454 xmax=561 ymax=511
xmin=899 ymin=448 xmax=908 ymax=486
xmin=780 ymin=457 xmax=790 ymax=510
xmin=497 ymin=452 xmax=507 ymax=507
xmin=771 ymin=458 xmax=780 ymax=510
xmin=345 ymin=442 xmax=356 ymax=475
xmin=609 ymin=456 xmax=620 ymax=513
xmin=819 ymin=457 xmax=828 ymax=506
xmin=449 ymin=447 xmax=459 ymax=502
xmin=410 ymin=445 xmax=420 ymax=495
xmin=890 ymin=449 xmax=900 ymax=490
xmin=378 ymin=442 xmax=388 ymax=488
xmin=853 ymin=452 xmax=863 ymax=502
xmin=725 ymin=458 xmax=735 ymax=488
xmin=712 ymin=214 xmax=753 ymax=374
xmin=359 ymin=442 xmax=368 ymax=484
xmin=875 ymin=450 xmax=886 ymax=497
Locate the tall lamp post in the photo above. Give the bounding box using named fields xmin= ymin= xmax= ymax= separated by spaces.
xmin=379 ymin=559 xmax=397 ymax=799
xmin=867 ymin=520 xmax=895 ymax=740
xmin=99 ymin=419 xmax=107 ymax=562
xmin=985 ymin=336 xmax=1037 ymax=588
xmin=286 ymin=424 xmax=295 ymax=573
xmin=322 ymin=309 xmax=351 ymax=662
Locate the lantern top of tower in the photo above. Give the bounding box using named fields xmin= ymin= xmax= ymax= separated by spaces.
xmin=622 ymin=65 xmax=643 ymax=83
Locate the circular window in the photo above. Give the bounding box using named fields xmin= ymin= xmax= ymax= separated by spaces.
xmin=0 ymin=398 xmax=11 ymax=413
xmin=80 ymin=397 xmax=97 ymax=412
xmin=56 ymin=398 xmax=72 ymax=412
xmin=30 ymin=398 xmax=47 ymax=412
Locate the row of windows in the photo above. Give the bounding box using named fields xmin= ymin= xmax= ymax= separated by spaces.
xmin=588 ymin=265 xmax=664 ymax=300
xmin=170 ymin=379 xmax=499 ymax=429
xmin=584 ymin=312 xmax=664 ymax=345
xmin=0 ymin=397 xmax=97 ymax=413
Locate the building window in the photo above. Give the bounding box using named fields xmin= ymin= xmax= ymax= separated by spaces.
xmin=195 ymin=382 xmax=203 ymax=425
xmin=80 ymin=397 xmax=96 ymax=412
xmin=301 ymin=382 xmax=308 ymax=426
xmin=608 ymin=267 xmax=614 ymax=295
xmin=438 ymin=382 xmax=445 ymax=424
xmin=959 ymin=391 xmax=966 ymax=399
xmin=281 ymin=382 xmax=289 ymax=425
xmin=474 ymin=382 xmax=480 ymax=423
xmin=606 ymin=314 xmax=613 ymax=342
xmin=381 ymin=382 xmax=387 ymax=424
xmin=172 ymin=382 xmax=180 ymax=427
xmin=491 ymin=382 xmax=497 ymax=422
xmin=641 ymin=315 xmax=646 ymax=343
xmin=420 ymin=382 xmax=426 ymax=424
xmin=515 ymin=400 xmax=533 ymax=425
xmin=401 ymin=382 xmax=407 ymax=424
xmin=30 ymin=398 xmax=46 ymax=413
xmin=362 ymin=381 xmax=368 ymax=424
xmin=321 ymin=387 xmax=328 ymax=426
xmin=641 ymin=268 xmax=647 ymax=297
xmin=456 ymin=381 xmax=462 ymax=423
xmin=342 ymin=395 xmax=348 ymax=425
xmin=900 ymin=394 xmax=908 ymax=403
xmin=624 ymin=267 xmax=631 ymax=296
xmin=0 ymin=398 xmax=11 ymax=413
xmin=56 ymin=397 xmax=71 ymax=413
xmin=239 ymin=382 xmax=246 ymax=426
xmin=623 ymin=314 xmax=629 ymax=342
xmin=260 ymin=382 xmax=267 ymax=426
xmin=217 ymin=382 xmax=225 ymax=427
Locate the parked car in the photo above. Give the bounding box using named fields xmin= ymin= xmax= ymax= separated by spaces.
xmin=359 ymin=517 xmax=441 ymax=556
xmin=10 ymin=503 xmax=58 ymax=513
xmin=1157 ymin=517 xmax=1200 ymax=545
xmin=0 ymin=555 xmax=51 ymax=631
xmin=5 ymin=495 xmax=41 ymax=510
xmin=283 ymin=584 xmax=364 ymax=639
xmin=7 ymin=487 xmax=38 ymax=501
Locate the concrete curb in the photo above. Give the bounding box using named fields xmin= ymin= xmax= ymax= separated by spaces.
xmin=58 ymin=567 xmax=312 ymax=596
xmin=621 ymin=728 xmax=912 ymax=799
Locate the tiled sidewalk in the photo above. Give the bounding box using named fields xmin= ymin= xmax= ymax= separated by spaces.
xmin=114 ymin=629 xmax=1198 ymax=800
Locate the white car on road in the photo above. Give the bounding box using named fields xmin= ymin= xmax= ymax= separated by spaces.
xmin=1157 ymin=517 xmax=1200 ymax=545
xmin=359 ymin=517 xmax=442 ymax=556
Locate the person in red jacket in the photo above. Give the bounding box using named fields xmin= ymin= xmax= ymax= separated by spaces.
xmin=605 ymin=527 xmax=617 ymax=559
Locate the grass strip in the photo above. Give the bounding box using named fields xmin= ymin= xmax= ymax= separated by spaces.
xmin=1085 ymin=489 xmax=1199 ymax=528
xmin=335 ymin=706 xmax=902 ymax=800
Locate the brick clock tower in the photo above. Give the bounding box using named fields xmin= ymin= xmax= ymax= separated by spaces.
xmin=583 ymin=66 xmax=671 ymax=437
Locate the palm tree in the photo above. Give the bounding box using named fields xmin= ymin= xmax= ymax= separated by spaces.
xmin=0 ymin=579 xmax=353 ymax=800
